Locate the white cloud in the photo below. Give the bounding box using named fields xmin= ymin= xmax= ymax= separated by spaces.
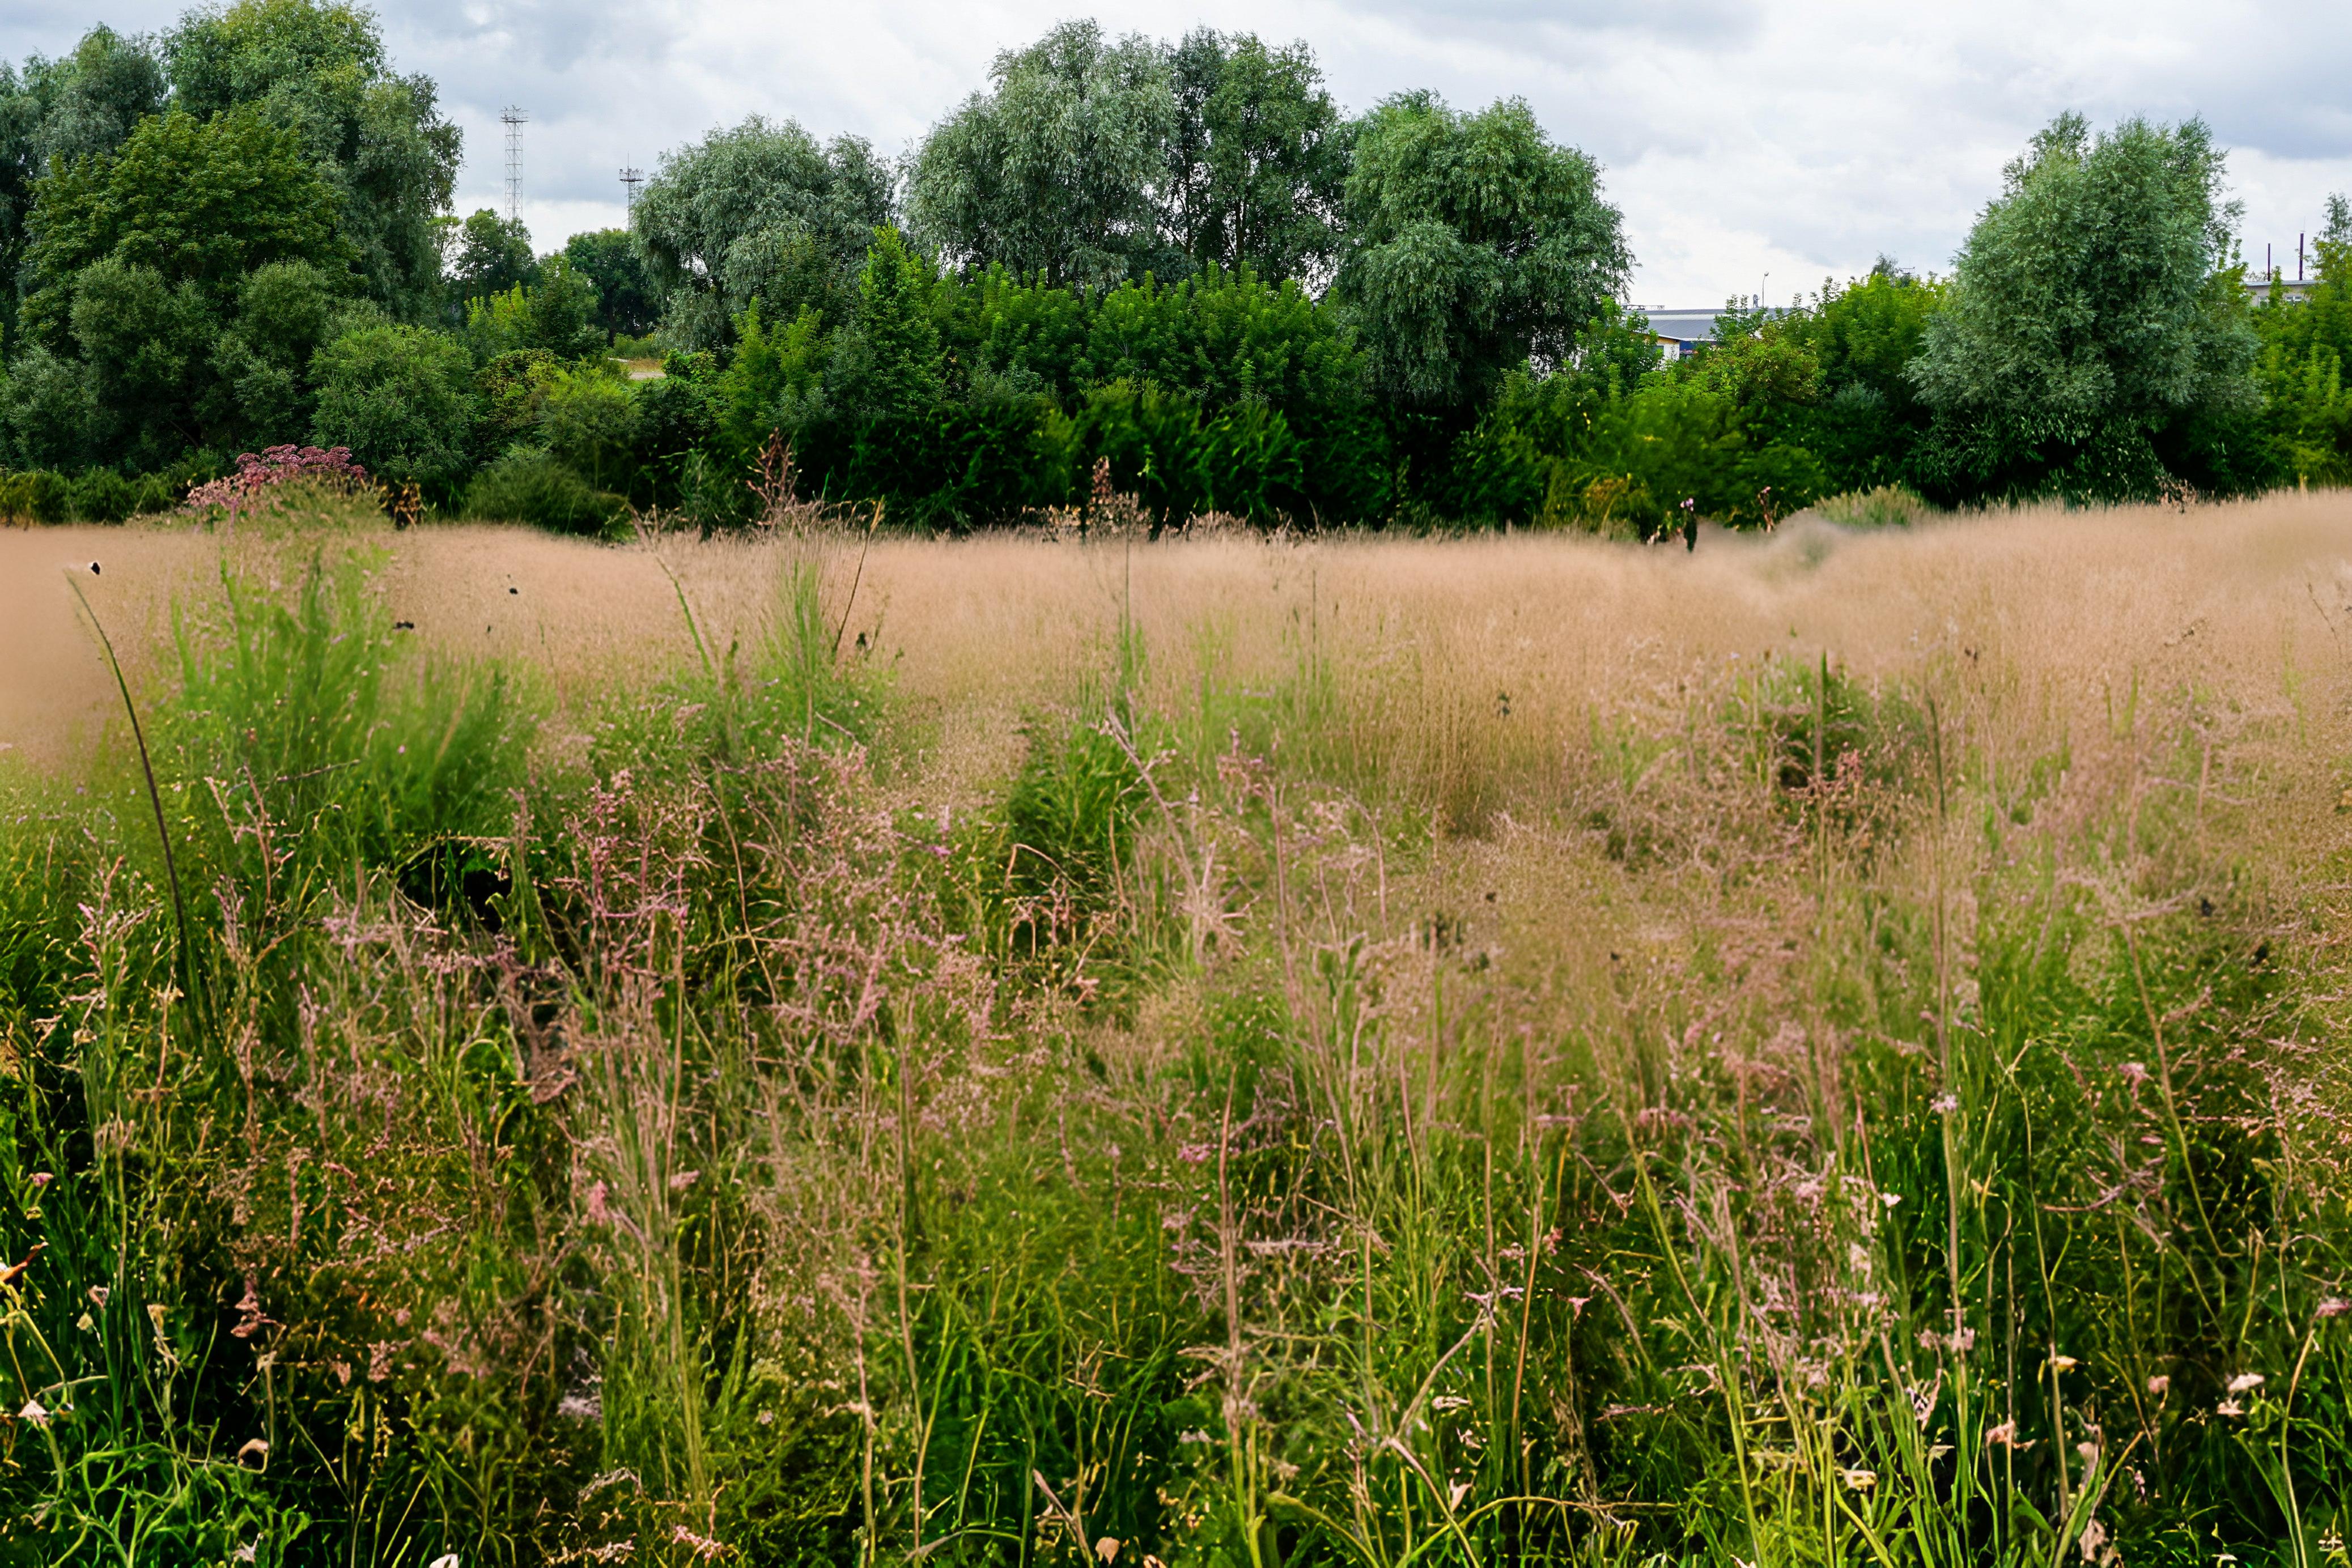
xmin=7 ymin=0 xmax=2349 ymax=303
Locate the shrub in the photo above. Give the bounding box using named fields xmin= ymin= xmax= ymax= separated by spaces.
xmin=540 ymin=367 xmax=640 ymax=494
xmin=0 ymin=469 xmax=74 ymax=524
xmin=462 ymin=449 xmax=627 ymax=535
xmin=1808 ymin=483 xmax=1934 ymax=528
xmin=310 ymin=323 xmax=478 ymax=492
xmin=66 ymin=468 xmax=138 ymax=522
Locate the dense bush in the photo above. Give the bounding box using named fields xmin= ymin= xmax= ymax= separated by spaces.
xmin=309 ymin=322 xmax=478 ymax=494
xmin=462 ymin=447 xmax=627 ymax=534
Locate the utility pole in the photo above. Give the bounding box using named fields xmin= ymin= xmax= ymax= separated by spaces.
xmin=501 ymin=106 xmax=528 ymax=226
xmin=619 ymin=166 xmax=644 ymax=215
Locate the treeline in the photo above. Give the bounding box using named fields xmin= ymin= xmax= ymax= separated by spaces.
xmin=3 ymin=5 xmax=2349 ymax=531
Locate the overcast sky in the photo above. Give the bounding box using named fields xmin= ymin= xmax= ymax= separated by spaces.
xmin=9 ymin=0 xmax=2351 ymax=305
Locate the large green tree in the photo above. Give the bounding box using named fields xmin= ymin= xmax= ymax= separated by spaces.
xmin=0 ymin=28 xmax=168 ymax=341
xmin=632 ymin=116 xmax=892 ymax=347
xmin=17 ymin=104 xmax=349 ymax=462
xmin=563 ymin=228 xmax=660 ymax=339
xmin=1334 ymin=93 xmax=1629 ymax=414
xmin=163 ymin=0 xmax=461 ymax=318
xmin=1166 ymin=30 xmax=1347 ymax=285
xmin=446 ymin=207 xmax=536 ymax=303
xmin=907 ymin=21 xmax=1178 ymax=290
xmin=1911 ymin=113 xmax=2258 ymax=499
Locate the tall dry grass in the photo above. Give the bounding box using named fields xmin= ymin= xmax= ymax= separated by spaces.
xmin=13 ymin=497 xmax=2346 ymax=788
xmin=3 ymin=493 xmax=2351 ymax=1566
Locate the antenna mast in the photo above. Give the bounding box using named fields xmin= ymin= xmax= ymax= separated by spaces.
xmin=619 ymin=166 xmax=644 ymax=215
xmin=500 ymin=106 xmax=528 ymax=225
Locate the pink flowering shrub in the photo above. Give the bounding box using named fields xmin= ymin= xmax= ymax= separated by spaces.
xmin=182 ymin=444 xmax=374 ymax=519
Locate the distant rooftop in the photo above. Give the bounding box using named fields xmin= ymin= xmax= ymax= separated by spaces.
xmin=1640 ymin=308 xmax=1725 ymax=343
xmin=2247 ymin=277 xmax=2325 ymax=305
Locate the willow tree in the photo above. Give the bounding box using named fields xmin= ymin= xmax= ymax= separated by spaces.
xmin=1334 ymin=92 xmax=1629 ymax=417
xmin=1911 ymin=113 xmax=2259 ymax=500
xmin=906 ymin=21 xmax=1178 ymax=291
xmin=632 ymin=115 xmax=892 ymax=347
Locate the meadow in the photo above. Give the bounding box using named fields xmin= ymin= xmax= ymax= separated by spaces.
xmin=2 ymin=495 xmax=2351 ymax=1566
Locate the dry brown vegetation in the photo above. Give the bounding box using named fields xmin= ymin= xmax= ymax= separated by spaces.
xmin=5 ymin=494 xmax=2352 ymax=1565
xmin=13 ymin=494 xmax=2349 ymax=805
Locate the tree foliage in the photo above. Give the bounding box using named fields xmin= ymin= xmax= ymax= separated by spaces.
xmin=0 ymin=26 xmax=169 ymax=338
xmin=1165 ymin=29 xmax=1347 ymax=284
xmin=309 ymin=320 xmax=476 ymax=486
xmin=907 ymin=21 xmax=1179 ymax=290
xmin=632 ymin=116 xmax=891 ymax=346
xmin=1336 ymin=92 xmax=1629 ymax=411
xmin=1911 ymin=113 xmax=2257 ymax=499
xmin=2 ymin=9 xmax=2337 ymax=530
xmin=564 ymin=228 xmax=660 ymax=339
xmin=162 ymin=0 xmax=460 ymax=318
xmin=463 ymin=256 xmax=605 ymax=362
xmin=2251 ymin=203 xmax=2352 ymax=484
xmin=446 ymin=207 xmax=535 ymax=303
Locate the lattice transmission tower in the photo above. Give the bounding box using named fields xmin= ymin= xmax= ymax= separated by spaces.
xmin=500 ymin=107 xmax=528 ymax=224
xmin=619 ymin=166 xmax=644 ymax=214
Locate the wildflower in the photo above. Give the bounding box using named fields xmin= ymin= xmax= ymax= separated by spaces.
xmin=2317 ymin=1298 xmax=2351 ymax=1318
xmin=669 ymin=1524 xmax=725 ymax=1561
xmin=429 ymin=1557 xmax=461 ymax=1568
xmin=2047 ymin=1354 xmax=2078 ymax=1372
xmin=2119 ymin=1062 xmax=2150 ymax=1086
xmin=1841 ymin=1468 xmax=1878 ymax=1491
xmin=27 ymin=1172 xmax=50 ymax=1188
xmin=86 ymin=1285 xmax=108 ymax=1308
xmin=18 ymin=1399 xmax=48 ymax=1429
xmin=234 ymin=1544 xmax=258 ymax=1564
xmin=1177 ymin=1144 xmax=1212 ymax=1165
xmin=1880 ymin=1192 xmax=1903 ymax=1208
xmin=2147 ymin=1374 xmax=2170 ymax=1395
xmin=2217 ymin=1397 xmax=2244 ymax=1417
xmin=1097 ymin=1539 xmax=1122 ymax=1565
xmin=2227 ymin=1372 xmax=2264 ymax=1394
xmin=1931 ymin=1094 xmax=1959 ymax=1114
xmin=1985 ymin=1421 xmax=2016 ymax=1447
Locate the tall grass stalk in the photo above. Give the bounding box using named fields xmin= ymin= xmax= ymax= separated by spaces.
xmin=7 ymin=509 xmax=2351 ymax=1565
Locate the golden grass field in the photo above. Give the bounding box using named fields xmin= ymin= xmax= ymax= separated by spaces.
xmin=10 ymin=495 xmax=2350 ymax=831
xmin=9 ymin=495 xmax=2352 ymax=1560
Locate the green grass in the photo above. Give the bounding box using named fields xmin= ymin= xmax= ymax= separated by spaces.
xmin=2 ymin=537 xmax=2349 ymax=1567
